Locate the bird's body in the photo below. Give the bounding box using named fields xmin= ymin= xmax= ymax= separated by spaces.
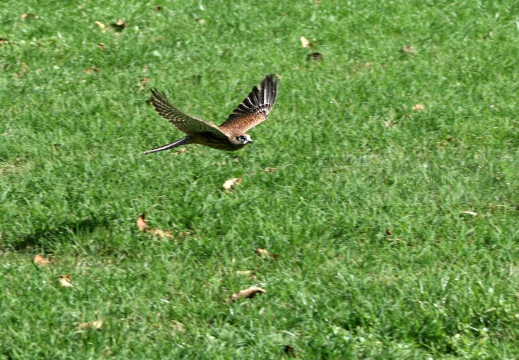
xmin=144 ymin=74 xmax=279 ymax=154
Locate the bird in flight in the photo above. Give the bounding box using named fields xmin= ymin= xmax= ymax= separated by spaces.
xmin=144 ymin=74 xmax=279 ymax=154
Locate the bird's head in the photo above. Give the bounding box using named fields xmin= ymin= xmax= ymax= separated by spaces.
xmin=232 ymin=134 xmax=253 ymax=145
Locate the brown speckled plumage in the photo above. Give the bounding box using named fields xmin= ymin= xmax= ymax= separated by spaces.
xmin=144 ymin=74 xmax=279 ymax=154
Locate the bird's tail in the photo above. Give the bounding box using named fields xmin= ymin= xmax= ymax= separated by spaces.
xmin=143 ymin=136 xmax=191 ymax=155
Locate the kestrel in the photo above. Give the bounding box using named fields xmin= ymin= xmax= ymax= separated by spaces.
xmin=144 ymin=74 xmax=279 ymax=154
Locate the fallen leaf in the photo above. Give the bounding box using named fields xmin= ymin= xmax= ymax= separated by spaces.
xmin=385 ymin=229 xmax=392 ymax=236
xmin=34 ymin=254 xmax=50 ymax=266
xmin=412 ymin=104 xmax=426 ymax=111
xmin=21 ymin=13 xmax=36 ymax=20
xmin=0 ymin=38 xmax=7 ymax=45
xmin=149 ymin=228 xmax=173 ymax=238
xmin=300 ymin=36 xmax=312 ymax=48
xmin=170 ymin=320 xmax=185 ymax=333
xmin=401 ymin=45 xmax=416 ymax=54
xmin=137 ymin=213 xmax=147 ymax=231
xmin=58 ymin=275 xmax=74 ymax=288
xmin=256 ymin=248 xmax=279 ymax=259
xmin=236 ymin=270 xmax=257 ymax=279
xmin=77 ymin=320 xmax=104 ymax=331
xmin=228 ymin=286 xmax=266 ymax=302
xmin=137 ymin=213 xmax=174 ymax=238
xmin=139 ymin=78 xmax=149 ymax=91
xmin=99 ymin=43 xmax=105 ymax=50
xmin=223 ymin=177 xmax=242 ymax=191
xmin=263 ymin=167 xmax=276 ymax=173
xmin=95 ymin=21 xmax=106 ymax=32
xmin=484 ymin=31 xmax=493 ymax=39
xmin=461 ymin=211 xmax=478 ymax=217
xmin=84 ymin=66 xmax=100 ymax=74
xmin=154 ymin=6 xmax=163 ymax=11
xmin=110 ymin=19 xmax=129 ymax=32
xmin=306 ymin=52 xmax=323 ymax=61
xmin=174 ymin=148 xmax=188 ymax=155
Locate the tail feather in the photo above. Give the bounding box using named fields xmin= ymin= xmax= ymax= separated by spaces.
xmin=143 ymin=136 xmax=191 ymax=155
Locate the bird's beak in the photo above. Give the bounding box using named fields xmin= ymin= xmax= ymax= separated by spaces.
xmin=248 ymin=140 xmax=253 ymax=144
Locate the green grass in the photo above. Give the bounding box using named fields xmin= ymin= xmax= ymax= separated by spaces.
xmin=1 ymin=0 xmax=519 ymax=358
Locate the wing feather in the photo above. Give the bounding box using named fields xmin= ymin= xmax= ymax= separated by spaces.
xmin=150 ymin=88 xmax=228 ymax=138
xmin=218 ymin=74 xmax=279 ymax=135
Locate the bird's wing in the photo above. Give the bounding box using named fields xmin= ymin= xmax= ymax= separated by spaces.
xmin=150 ymin=88 xmax=228 ymax=138
xmin=218 ymin=74 xmax=279 ymax=135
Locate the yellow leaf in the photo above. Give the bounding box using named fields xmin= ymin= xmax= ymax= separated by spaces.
xmin=77 ymin=320 xmax=104 ymax=331
xmin=58 ymin=275 xmax=74 ymax=288
xmin=412 ymin=104 xmax=426 ymax=111
xmin=95 ymin=21 xmax=106 ymax=32
xmin=256 ymin=248 xmax=279 ymax=259
xmin=300 ymin=36 xmax=312 ymax=48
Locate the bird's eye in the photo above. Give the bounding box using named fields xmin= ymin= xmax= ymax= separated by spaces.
xmin=237 ymin=136 xmax=247 ymax=142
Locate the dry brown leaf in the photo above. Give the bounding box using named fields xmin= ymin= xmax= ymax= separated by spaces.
xmin=154 ymin=6 xmax=163 ymax=11
xmin=228 ymin=286 xmax=266 ymax=302
xmin=110 ymin=19 xmax=129 ymax=32
xmin=137 ymin=214 xmax=174 ymax=238
xmin=257 ymin=248 xmax=269 ymax=256
xmin=99 ymin=43 xmax=105 ymax=50
xmin=139 ymin=78 xmax=150 ymax=91
xmin=95 ymin=21 xmax=106 ymax=32
xmin=223 ymin=177 xmax=242 ymax=191
xmin=21 ymin=13 xmax=36 ymax=20
xmin=58 ymin=275 xmax=74 ymax=288
xmin=263 ymin=167 xmax=276 ymax=173
xmin=0 ymin=38 xmax=7 ymax=45
xmin=77 ymin=320 xmax=104 ymax=331
xmin=137 ymin=213 xmax=148 ymax=231
xmin=306 ymin=52 xmax=323 ymax=61
xmin=34 ymin=254 xmax=50 ymax=266
xmin=412 ymin=104 xmax=426 ymax=111
xmin=170 ymin=320 xmax=185 ymax=333
xmin=461 ymin=211 xmax=478 ymax=217
xmin=300 ymin=36 xmax=312 ymax=48
xmin=149 ymin=228 xmax=173 ymax=238
xmin=257 ymin=248 xmax=280 ymax=259
xmin=401 ymin=45 xmax=416 ymax=54
xmin=84 ymin=66 xmax=100 ymax=74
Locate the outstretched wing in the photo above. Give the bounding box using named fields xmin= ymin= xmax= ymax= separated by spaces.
xmin=150 ymin=88 xmax=228 ymax=138
xmin=218 ymin=74 xmax=279 ymax=135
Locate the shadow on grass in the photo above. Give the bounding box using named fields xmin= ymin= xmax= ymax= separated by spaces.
xmin=4 ymin=217 xmax=111 ymax=251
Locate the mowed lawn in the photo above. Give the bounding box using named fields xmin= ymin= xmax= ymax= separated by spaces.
xmin=1 ymin=0 xmax=519 ymax=358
